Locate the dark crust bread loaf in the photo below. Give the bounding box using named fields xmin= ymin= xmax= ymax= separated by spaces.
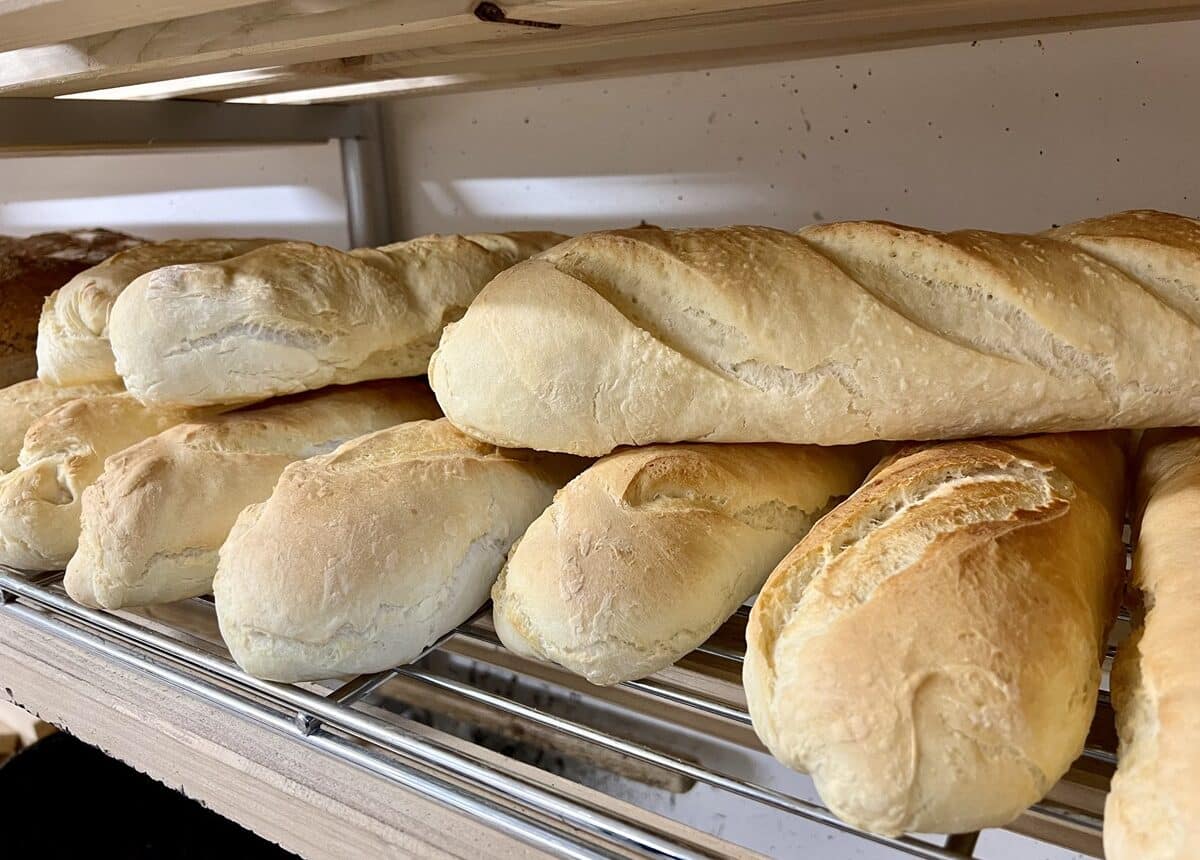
xmin=0 ymin=229 xmax=143 ymax=388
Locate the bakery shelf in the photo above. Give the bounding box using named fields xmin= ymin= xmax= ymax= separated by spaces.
xmin=0 ymin=566 xmax=1109 ymax=859
xmin=1 ymin=1 xmax=1199 ymax=103
xmin=0 ymin=97 xmax=392 ymax=248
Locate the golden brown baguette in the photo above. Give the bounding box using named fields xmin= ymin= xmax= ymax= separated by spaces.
xmin=493 ymin=442 xmax=875 ymax=684
xmin=110 ymin=232 xmax=566 ymax=407
xmin=65 ymin=380 xmax=440 ymax=610
xmin=744 ymin=432 xmax=1127 ymax=836
xmin=1106 ymin=430 xmax=1200 ymax=860
xmin=214 ymin=419 xmax=585 ymax=682
xmin=431 ymin=210 xmax=1200 ymax=455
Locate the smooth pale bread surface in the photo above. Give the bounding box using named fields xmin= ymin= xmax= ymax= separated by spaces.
xmin=744 ymin=433 xmax=1126 ymax=836
xmin=0 ymin=393 xmax=214 ymax=570
xmin=1105 ymin=430 xmax=1200 ymax=860
xmin=214 ymin=419 xmax=584 ymax=682
xmin=37 ymin=238 xmax=277 ymax=387
xmin=0 ymin=379 xmax=123 ymax=472
xmin=493 ymin=443 xmax=875 ymax=684
xmin=430 ymin=211 xmax=1200 ymax=455
xmin=65 ymin=380 xmax=441 ymax=610
xmin=110 ymin=232 xmax=566 ymax=407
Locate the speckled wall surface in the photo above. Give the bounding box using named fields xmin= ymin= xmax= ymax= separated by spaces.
xmin=385 ymin=19 xmax=1198 ymax=239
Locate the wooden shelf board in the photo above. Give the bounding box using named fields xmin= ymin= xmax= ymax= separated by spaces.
xmin=0 ymin=0 xmax=1196 ymax=102
xmin=0 ymin=604 xmax=742 ymax=860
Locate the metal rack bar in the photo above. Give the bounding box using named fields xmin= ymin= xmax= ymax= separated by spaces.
xmin=451 ymin=619 xmax=1103 ymax=840
xmin=296 ymin=669 xmax=398 ymax=735
xmin=395 ymin=668 xmax=962 ymax=860
xmin=5 ymin=600 xmax=617 ymax=860
xmin=0 ymin=96 xmax=390 ymax=252
xmin=454 ymin=622 xmax=754 ymax=726
xmin=339 ymin=100 xmax=393 ymax=247
xmin=0 ymin=97 xmax=368 ymax=151
xmin=0 ymin=570 xmax=720 ymax=860
xmin=0 ymin=568 xmax=1108 ymax=857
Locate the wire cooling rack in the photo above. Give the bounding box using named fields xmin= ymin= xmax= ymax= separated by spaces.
xmin=0 ymin=567 xmax=1111 ymax=859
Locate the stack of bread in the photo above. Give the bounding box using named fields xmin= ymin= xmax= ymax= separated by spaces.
xmin=2 ymin=230 xmax=570 ymax=671
xmin=6 ymin=209 xmax=1198 ymax=849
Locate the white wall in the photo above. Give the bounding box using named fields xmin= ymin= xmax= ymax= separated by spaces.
xmin=384 ymin=19 xmax=1199 ymax=238
xmin=0 ymin=142 xmax=349 ymax=247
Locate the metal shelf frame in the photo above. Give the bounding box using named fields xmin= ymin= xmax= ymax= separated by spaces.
xmin=0 ymin=567 xmax=1108 ymax=860
xmin=0 ymin=97 xmax=393 ymax=248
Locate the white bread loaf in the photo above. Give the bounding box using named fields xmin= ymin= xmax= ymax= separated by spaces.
xmin=430 ymin=211 xmax=1200 ymax=455
xmin=37 ymin=238 xmax=277 ymax=387
xmin=743 ymin=433 xmax=1126 ymax=836
xmin=65 ymin=381 xmax=441 ymax=610
xmin=1105 ymin=430 xmax=1200 ymax=860
xmin=0 ymin=378 xmax=122 ymax=472
xmin=214 ymin=418 xmax=584 ymax=682
xmin=493 ymin=443 xmax=875 ymax=684
xmin=0 ymin=393 xmax=216 ymax=571
xmin=109 ymin=232 xmax=567 ymax=407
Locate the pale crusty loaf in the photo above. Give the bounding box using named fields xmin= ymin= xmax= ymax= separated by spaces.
xmin=744 ymin=433 xmax=1127 ymax=836
xmin=109 ymin=232 xmax=567 ymax=407
xmin=38 ymin=238 xmax=278 ymax=387
xmin=1106 ymin=430 xmax=1200 ymax=860
xmin=0 ymin=378 xmax=123 ymax=472
xmin=65 ymin=381 xmax=441 ymax=610
xmin=430 ymin=211 xmax=1200 ymax=455
xmin=493 ymin=443 xmax=874 ymax=685
xmin=214 ymin=419 xmax=584 ymax=682
xmin=0 ymin=393 xmax=216 ymax=571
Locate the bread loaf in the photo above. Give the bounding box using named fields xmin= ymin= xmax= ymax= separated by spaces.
xmin=493 ymin=443 xmax=874 ymax=684
xmin=1106 ymin=430 xmax=1200 ymax=860
xmin=109 ymin=232 xmax=567 ymax=407
xmin=1 ymin=229 xmax=142 ymax=388
xmin=65 ymin=381 xmax=441 ymax=610
xmin=0 ymin=393 xmax=215 ymax=570
xmin=3 ymin=228 xmax=142 ymax=264
xmin=3 ymin=256 xmax=92 ymax=388
xmin=743 ymin=433 xmax=1126 ymax=836
xmin=214 ymin=419 xmax=584 ymax=682
xmin=430 ymin=210 xmax=1200 ymax=455
xmin=0 ymin=379 xmax=122 ymax=473
xmin=38 ymin=238 xmax=278 ymax=387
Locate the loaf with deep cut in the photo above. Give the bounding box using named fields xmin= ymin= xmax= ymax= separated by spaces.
xmin=743 ymin=433 xmax=1127 ymax=836
xmin=430 ymin=211 xmax=1200 ymax=455
xmin=493 ymin=442 xmax=875 ymax=684
xmin=213 ymin=418 xmax=584 ymax=682
xmin=109 ymin=232 xmax=567 ymax=407
xmin=38 ymin=238 xmax=278 ymax=387
xmin=65 ymin=380 xmax=441 ymax=610
xmin=1106 ymin=430 xmax=1200 ymax=860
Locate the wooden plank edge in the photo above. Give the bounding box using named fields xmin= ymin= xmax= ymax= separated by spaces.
xmin=0 ymin=604 xmax=749 ymax=859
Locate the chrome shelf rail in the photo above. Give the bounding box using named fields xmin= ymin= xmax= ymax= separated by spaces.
xmin=0 ymin=98 xmax=393 ymax=248
xmin=0 ymin=567 xmax=1108 ymax=859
